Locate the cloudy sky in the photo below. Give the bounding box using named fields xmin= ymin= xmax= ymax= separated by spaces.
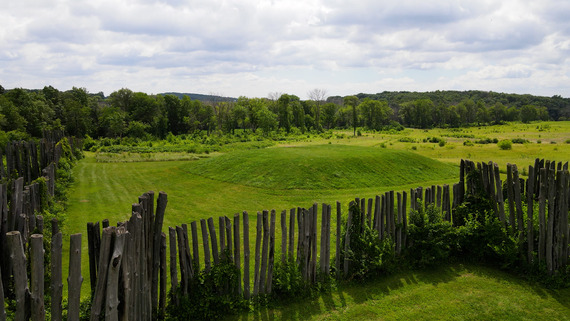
xmin=1 ymin=0 xmax=569 ymax=99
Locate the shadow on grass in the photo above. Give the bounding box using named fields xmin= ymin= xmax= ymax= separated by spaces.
xmin=226 ymin=262 xmax=570 ymax=320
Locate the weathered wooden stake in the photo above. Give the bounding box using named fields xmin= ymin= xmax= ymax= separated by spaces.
xmin=30 ymin=234 xmax=45 ymax=321
xmin=253 ymin=212 xmax=262 ymax=296
xmin=68 ymin=234 xmax=82 ymax=321
xmin=288 ymin=208 xmax=295 ymax=261
xmin=168 ymin=227 xmax=178 ymax=305
xmin=336 ymin=201 xmax=341 ymax=277
xmin=200 ymin=219 xmax=211 ymax=271
xmin=106 ymin=228 xmax=125 ymax=321
xmin=260 ymin=210 xmax=269 ymax=294
xmin=267 ymin=210 xmax=276 ymax=294
xmin=207 ymin=217 xmax=219 ymax=265
xmin=233 ymin=213 xmax=241 ymax=295
xmin=281 ymin=209 xmax=287 ymax=264
xmin=51 ymin=231 xmax=63 ymax=321
xmin=7 ymin=231 xmax=29 ymax=321
xmin=527 ymin=165 xmax=535 ymax=263
xmin=243 ymin=211 xmax=250 ymax=299
xmin=91 ymin=227 xmax=114 ymax=321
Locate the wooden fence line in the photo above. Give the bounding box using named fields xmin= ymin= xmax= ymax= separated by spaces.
xmin=1 ymin=157 xmax=569 ymax=320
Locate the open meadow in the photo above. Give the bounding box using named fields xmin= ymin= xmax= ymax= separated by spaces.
xmin=64 ymin=121 xmax=570 ymax=317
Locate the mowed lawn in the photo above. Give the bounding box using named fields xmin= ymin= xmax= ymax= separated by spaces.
xmin=227 ymin=263 xmax=570 ymax=321
xmin=63 ymin=122 xmax=570 ymax=307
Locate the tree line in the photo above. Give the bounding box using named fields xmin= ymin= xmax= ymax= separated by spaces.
xmin=0 ymin=84 xmax=568 ymax=142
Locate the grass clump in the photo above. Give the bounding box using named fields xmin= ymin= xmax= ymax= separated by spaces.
xmin=498 ymin=139 xmax=513 ymax=150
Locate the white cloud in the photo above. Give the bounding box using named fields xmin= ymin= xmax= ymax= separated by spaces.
xmin=1 ymin=0 xmax=569 ymax=98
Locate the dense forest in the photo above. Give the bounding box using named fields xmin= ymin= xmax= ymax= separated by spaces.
xmin=0 ymin=84 xmax=569 ymax=143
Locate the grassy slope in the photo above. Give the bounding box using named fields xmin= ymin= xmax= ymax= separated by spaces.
xmin=228 ymin=263 xmax=570 ymax=321
xmin=64 ymin=121 xmax=570 ymax=303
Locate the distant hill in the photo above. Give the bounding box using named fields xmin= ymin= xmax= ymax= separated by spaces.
xmin=160 ymin=92 xmax=238 ymax=102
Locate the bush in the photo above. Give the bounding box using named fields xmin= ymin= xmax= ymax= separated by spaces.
xmin=511 ymin=138 xmax=529 ymax=144
xmin=438 ymin=140 xmax=446 ymax=147
xmin=463 ymin=140 xmax=474 ymax=146
xmin=497 ymin=139 xmax=512 ymax=150
xmin=406 ymin=203 xmax=456 ymax=268
xmin=340 ymin=203 xmax=394 ymax=280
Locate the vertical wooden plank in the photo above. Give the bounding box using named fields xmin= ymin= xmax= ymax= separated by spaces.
xmin=159 ymin=232 xmax=167 ymax=318
xmin=296 ymin=208 xmax=304 ymax=267
xmin=176 ymin=226 xmax=189 ymax=296
xmin=367 ymin=198 xmax=373 ymax=228
xmin=488 ymin=161 xmax=498 ymax=216
xmin=91 ymin=227 xmax=115 ymax=321
xmin=253 ymin=212 xmax=262 ymax=296
xmin=437 ymin=185 xmax=442 ymax=209
xmin=325 ymin=204 xmax=332 ymax=274
xmin=546 ymin=168 xmax=555 ymax=274
xmin=30 ymin=234 xmax=45 ymax=321
xmin=200 ymin=219 xmax=211 ymax=271
xmin=380 ymin=194 xmax=385 ymax=239
xmin=513 ymin=165 xmax=524 ymax=241
xmin=219 ymin=216 xmax=226 ymax=255
xmin=87 ymin=222 xmax=97 ymax=294
xmin=168 ymin=227 xmax=178 ymax=305
xmin=320 ymin=204 xmax=327 ymax=274
xmin=389 ymin=191 xmax=395 ymax=238
xmin=0 ymin=265 xmax=5 ymax=321
xmin=303 ymin=209 xmax=311 ymax=281
xmin=68 ymin=233 xmax=82 ymax=321
xmin=538 ymin=168 xmax=547 ymax=263
xmin=494 ymin=163 xmax=506 ymax=225
xmin=343 ymin=206 xmax=352 ymax=277
xmin=190 ymin=221 xmax=200 ymax=272
xmin=288 ymin=208 xmax=295 ymax=261
xmin=373 ymin=195 xmax=380 ymax=233
xmin=396 ymin=193 xmax=402 ymax=255
xmin=233 ymin=213 xmax=241 ymax=295
xmin=267 ymin=210 xmax=276 ymax=294
xmin=207 ymin=217 xmax=219 ymax=265
xmin=507 ymin=164 xmax=516 ymax=232
xmin=7 ymin=231 xmax=28 ymax=321
xmin=260 ymin=210 xmax=270 ymax=294
xmin=402 ymin=191 xmax=408 ymax=249
xmin=51 ymin=231 xmax=63 ymax=321
xmin=151 ymin=192 xmax=167 ymax=314
xmin=311 ymin=203 xmax=318 ymax=283
xmin=281 ymin=210 xmax=287 ymax=264
xmin=336 ymin=201 xmax=341 ymax=277
xmin=225 ymin=216 xmax=233 ymax=261
xmin=106 ymin=228 xmax=125 ymax=321
xmin=181 ymin=224 xmax=194 ymax=279
xmin=527 ymin=165 xmax=535 ymax=264
xmin=243 ymin=211 xmax=250 ymax=299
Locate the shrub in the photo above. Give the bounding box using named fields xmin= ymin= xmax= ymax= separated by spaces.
xmin=438 ymin=140 xmax=446 ymax=147
xmin=398 ymin=137 xmax=416 ymax=143
xmin=463 ymin=140 xmax=474 ymax=146
xmin=511 ymin=138 xmax=529 ymax=144
xmin=340 ymin=203 xmax=394 ymax=280
xmin=497 ymin=139 xmax=512 ymax=150
xmin=406 ymin=203 xmax=456 ymax=268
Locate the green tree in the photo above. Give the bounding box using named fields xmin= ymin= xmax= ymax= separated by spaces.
xmin=308 ymin=88 xmax=327 ymax=132
xmin=344 ymin=95 xmax=359 ymax=135
xmin=520 ymin=105 xmax=538 ymax=123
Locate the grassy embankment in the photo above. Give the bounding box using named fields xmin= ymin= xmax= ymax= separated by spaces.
xmin=63 ymin=121 xmax=570 ymax=316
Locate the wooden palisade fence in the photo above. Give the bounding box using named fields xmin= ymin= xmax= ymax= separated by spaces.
xmin=1 ymin=157 xmax=569 ymax=320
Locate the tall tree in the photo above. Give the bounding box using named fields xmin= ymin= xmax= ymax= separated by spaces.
xmin=343 ymin=95 xmax=359 ymax=136
xmin=308 ymin=88 xmax=327 ymax=132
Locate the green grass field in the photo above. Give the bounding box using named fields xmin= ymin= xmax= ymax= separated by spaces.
xmin=64 ymin=121 xmax=570 ymax=316
xmin=227 ymin=263 xmax=570 ymax=321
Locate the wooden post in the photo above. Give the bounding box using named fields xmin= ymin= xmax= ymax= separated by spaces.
xmin=51 ymin=231 xmax=63 ymax=321
xmin=87 ymin=222 xmax=97 ymax=294
xmin=389 ymin=191 xmax=395 ymax=238
xmin=91 ymin=227 xmax=114 ymax=321
xmin=0 ymin=266 xmax=5 ymax=321
xmin=402 ymin=191 xmax=408 ymax=249
xmin=538 ymin=168 xmax=547 ymax=263
xmin=233 ymin=213 xmax=241 ymax=295
xmin=219 ymin=216 xmax=226 ymax=255
xmin=288 ymin=208 xmax=295 ymax=261
xmin=336 ymin=201 xmax=341 ymax=277
xmin=267 ymin=210 xmax=276 ymax=294
xmin=176 ymin=226 xmax=189 ymax=296
xmin=260 ymin=210 xmax=269 ymax=294
xmin=367 ymin=198 xmax=373 ymax=228
xmin=396 ymin=193 xmax=402 ymax=255
xmin=546 ymin=168 xmax=555 ymax=274
xmin=311 ymin=203 xmax=318 ymax=283
xmin=507 ymin=164 xmax=516 ymax=233
xmin=253 ymin=212 xmax=262 ymax=296
xmin=68 ymin=234 xmax=82 ymax=321
xmin=296 ymin=208 xmax=304 ymax=267
xmin=281 ymin=210 xmax=287 ymax=264
xmin=343 ymin=205 xmax=352 ymax=277
xmin=207 ymin=217 xmax=219 ymax=265
xmin=7 ymin=231 xmax=29 ymax=321
xmin=190 ymin=221 xmax=199 ymax=272
xmin=225 ymin=216 xmax=232 ymax=261
xmin=159 ymin=232 xmax=167 ymax=318
xmin=30 ymin=234 xmax=45 ymax=321
xmin=151 ymin=192 xmax=167 ymax=313
xmin=325 ymin=204 xmax=332 ymax=274
xmin=513 ymin=165 xmax=524 ymax=242
xmin=168 ymin=227 xmax=178 ymax=304
xmin=106 ymin=228 xmax=125 ymax=321
xmin=243 ymin=211 xmax=250 ymax=299
xmin=320 ymin=204 xmax=327 ymax=274
xmin=527 ymin=165 xmax=535 ymax=264
xmin=494 ymin=163 xmax=506 ymax=225
xmin=200 ymin=219 xmax=211 ymax=272
xmin=373 ymin=195 xmax=380 ymax=233
xmin=303 ymin=209 xmax=311 ymax=281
